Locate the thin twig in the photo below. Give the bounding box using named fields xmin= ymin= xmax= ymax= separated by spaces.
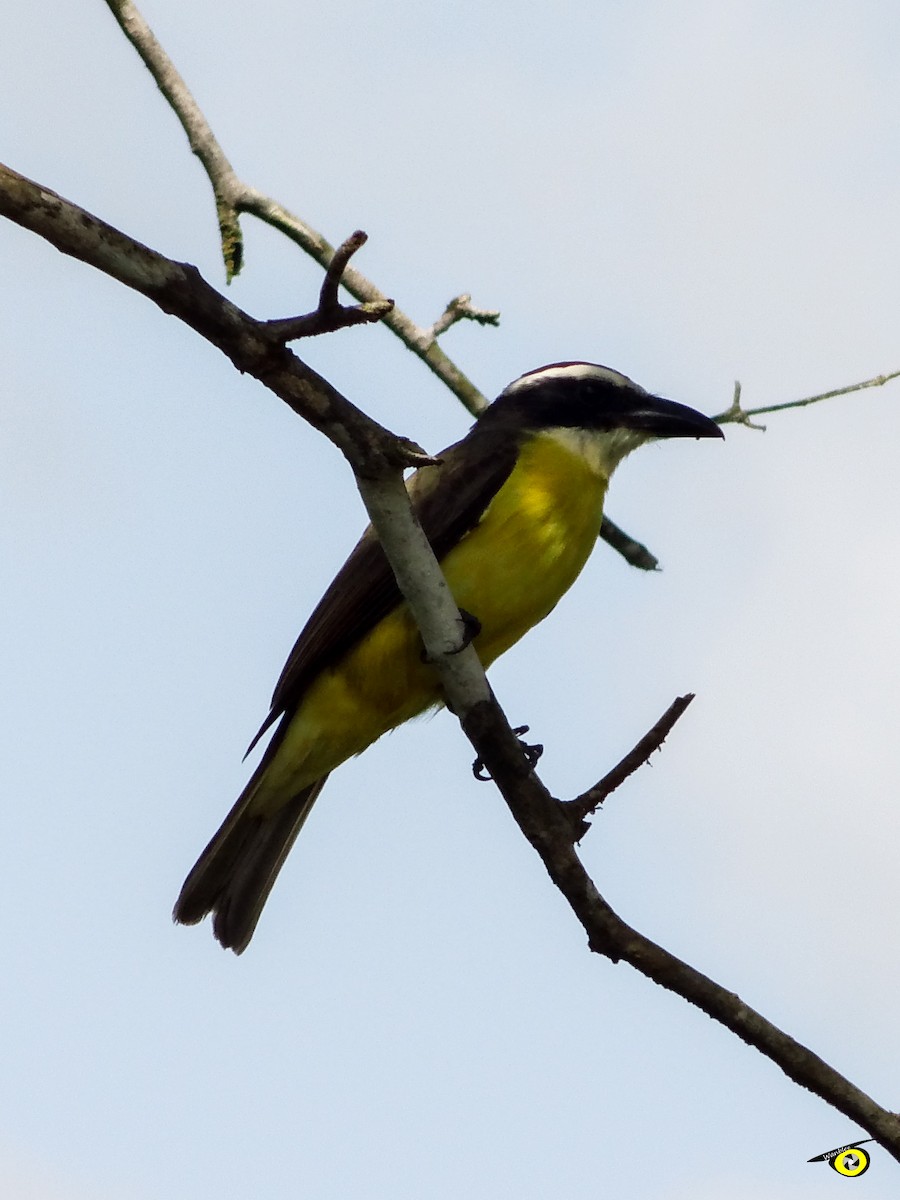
xmin=565 ymin=694 xmax=695 ymax=825
xmin=712 ymin=370 xmax=900 ymax=428
xmin=428 ymin=294 xmax=502 ymax=340
xmin=319 ymin=229 xmax=369 ymax=310
xmin=104 ymin=0 xmax=245 ymax=279
xmin=103 ymin=0 xmax=493 ymax=416
xmin=261 ymin=230 xmax=395 ymax=341
xmin=713 ymin=381 xmax=766 ymax=431
xmin=597 ymin=517 xmax=659 ymax=572
xmin=262 ymin=299 xmax=394 ymax=342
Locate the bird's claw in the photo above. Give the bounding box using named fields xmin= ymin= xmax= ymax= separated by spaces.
xmin=472 ymin=724 xmax=544 ymax=781
xmin=420 ymin=608 xmax=482 ymax=663
xmin=453 ymin=608 xmax=482 ymax=653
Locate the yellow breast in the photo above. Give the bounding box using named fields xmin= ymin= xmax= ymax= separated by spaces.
xmin=263 ymin=429 xmax=609 ymax=796
xmin=443 ymin=428 xmax=610 ymax=665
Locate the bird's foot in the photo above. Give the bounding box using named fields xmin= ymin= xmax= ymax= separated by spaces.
xmin=453 ymin=608 xmax=482 ymax=652
xmin=420 ymin=608 xmax=482 ymax=663
xmin=472 ymin=725 xmax=544 ymax=781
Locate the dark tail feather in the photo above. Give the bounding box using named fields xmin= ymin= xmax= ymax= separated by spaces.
xmin=173 ymin=775 xmax=329 ymax=954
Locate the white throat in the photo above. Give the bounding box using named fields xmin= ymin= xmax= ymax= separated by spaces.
xmin=544 ymin=426 xmax=647 ymax=479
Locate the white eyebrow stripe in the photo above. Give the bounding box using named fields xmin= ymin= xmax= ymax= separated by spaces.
xmin=502 ymin=362 xmax=645 ymax=394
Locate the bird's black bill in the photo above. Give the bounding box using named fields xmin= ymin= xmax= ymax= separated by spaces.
xmin=625 ymin=395 xmax=724 ymax=440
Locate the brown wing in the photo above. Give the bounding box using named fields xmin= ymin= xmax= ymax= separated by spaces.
xmin=245 ymin=424 xmax=518 ymax=755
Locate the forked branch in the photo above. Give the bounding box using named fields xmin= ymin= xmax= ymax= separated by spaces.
xmin=263 ymin=231 xmax=395 ymax=341
xmin=104 ymin=0 xmax=492 ymax=415
xmin=4 ymin=156 xmax=900 ymax=1165
xmin=101 ymin=0 xmax=670 ymax=572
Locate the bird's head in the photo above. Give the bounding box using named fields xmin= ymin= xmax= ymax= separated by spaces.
xmin=480 ymin=361 xmax=723 ymax=477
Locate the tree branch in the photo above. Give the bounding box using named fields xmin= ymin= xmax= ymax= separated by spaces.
xmin=461 ymin=698 xmax=900 ymax=1164
xmin=426 ymin=293 xmax=502 ymax=340
xmin=596 ymin=516 xmax=660 ymax=572
xmin=101 ymin=0 xmax=664 ymax=572
xmin=103 ymin=0 xmax=492 ymax=415
xmin=5 ymin=158 xmax=900 ymax=1163
xmin=0 ymin=164 xmax=417 ymax=474
xmin=713 ymin=371 xmax=900 ymax=429
xmin=565 ymin=694 xmax=695 ymax=826
xmin=262 ymin=231 xmax=395 ymax=340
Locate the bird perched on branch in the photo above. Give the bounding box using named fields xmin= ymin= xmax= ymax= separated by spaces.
xmin=174 ymin=362 xmax=723 ymax=952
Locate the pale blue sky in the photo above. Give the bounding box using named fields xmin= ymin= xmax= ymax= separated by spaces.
xmin=3 ymin=2 xmax=900 ymax=1197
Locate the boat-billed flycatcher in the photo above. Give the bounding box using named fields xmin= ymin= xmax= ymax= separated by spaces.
xmin=174 ymin=362 xmax=722 ymax=952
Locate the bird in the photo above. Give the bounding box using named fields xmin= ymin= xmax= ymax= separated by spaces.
xmin=174 ymin=361 xmax=723 ymax=952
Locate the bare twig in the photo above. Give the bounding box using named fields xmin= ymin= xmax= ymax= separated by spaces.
xmin=597 ymin=516 xmax=660 ymax=572
xmin=565 ymin=694 xmax=695 ymax=825
xmin=103 ymin=0 xmax=493 ymax=417
xmin=103 ymin=0 xmax=245 ymax=279
xmin=318 ymin=230 xmax=369 ymax=309
xmin=261 ymin=230 xmax=395 ymax=341
xmin=428 ymin=294 xmax=502 ymax=342
xmin=262 ymin=299 xmax=394 ymax=343
xmin=714 ymin=381 xmax=766 ymax=431
xmin=713 ymin=370 xmax=900 ymax=429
